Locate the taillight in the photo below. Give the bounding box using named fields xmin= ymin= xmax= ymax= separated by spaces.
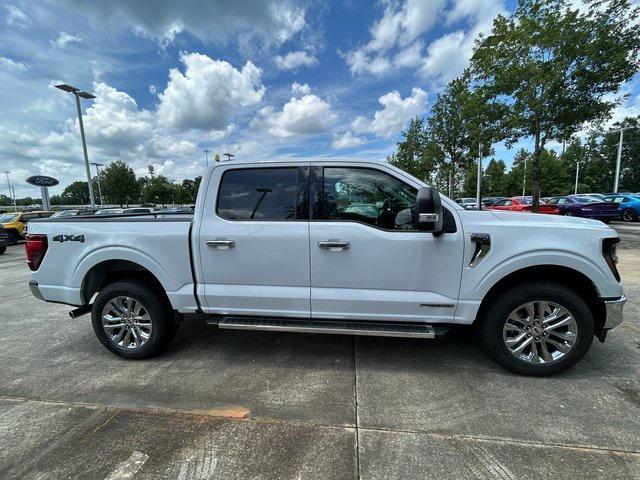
xmin=26 ymin=234 xmax=48 ymax=271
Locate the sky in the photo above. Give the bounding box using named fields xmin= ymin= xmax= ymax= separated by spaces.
xmin=1 ymin=0 xmax=640 ymax=198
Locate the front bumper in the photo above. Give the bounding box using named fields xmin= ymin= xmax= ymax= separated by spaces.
xmin=603 ymin=295 xmax=626 ymax=329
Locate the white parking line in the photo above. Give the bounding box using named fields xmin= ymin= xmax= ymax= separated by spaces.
xmin=104 ymin=451 xmax=149 ymax=480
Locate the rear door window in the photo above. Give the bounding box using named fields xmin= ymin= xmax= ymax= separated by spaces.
xmin=217 ymin=167 xmax=306 ymax=221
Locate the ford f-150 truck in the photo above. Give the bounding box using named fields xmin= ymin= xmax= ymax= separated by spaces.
xmin=26 ymin=160 xmax=625 ymax=375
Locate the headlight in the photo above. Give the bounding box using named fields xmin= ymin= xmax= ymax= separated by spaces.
xmin=602 ymin=237 xmax=620 ymax=281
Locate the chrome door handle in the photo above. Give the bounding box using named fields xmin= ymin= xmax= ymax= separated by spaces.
xmin=207 ymin=240 xmax=235 ymax=249
xmin=318 ymin=241 xmax=350 ymax=250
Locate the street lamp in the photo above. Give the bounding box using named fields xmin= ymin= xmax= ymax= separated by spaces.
xmin=613 ymin=126 xmax=634 ymax=193
xmin=574 ymin=161 xmax=580 ymax=194
xmin=55 ymin=83 xmax=97 ymax=207
xmin=90 ymin=162 xmax=104 ymax=206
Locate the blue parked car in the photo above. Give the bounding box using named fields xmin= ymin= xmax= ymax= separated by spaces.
xmin=602 ymin=194 xmax=640 ymax=222
xmin=545 ymin=195 xmax=620 ymax=222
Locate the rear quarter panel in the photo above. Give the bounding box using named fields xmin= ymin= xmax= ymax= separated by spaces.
xmin=27 ymin=218 xmax=197 ymax=311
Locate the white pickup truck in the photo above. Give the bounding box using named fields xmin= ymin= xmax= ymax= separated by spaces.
xmin=26 ymin=159 xmax=625 ymax=375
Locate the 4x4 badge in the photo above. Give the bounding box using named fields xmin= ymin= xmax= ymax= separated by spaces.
xmin=52 ymin=234 xmax=85 ymax=243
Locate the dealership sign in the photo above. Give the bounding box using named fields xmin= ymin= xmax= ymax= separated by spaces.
xmin=26 ymin=175 xmax=59 ymax=187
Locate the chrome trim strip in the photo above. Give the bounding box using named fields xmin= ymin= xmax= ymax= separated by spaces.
xmin=603 ymin=295 xmax=625 ymax=329
xmin=218 ymin=321 xmax=436 ymax=338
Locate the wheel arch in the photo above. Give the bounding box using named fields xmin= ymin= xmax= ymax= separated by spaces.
xmin=474 ymin=265 xmax=606 ymax=333
xmin=81 ymin=259 xmax=170 ymax=307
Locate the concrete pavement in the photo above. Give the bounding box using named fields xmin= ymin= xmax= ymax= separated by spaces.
xmin=1 ymin=222 xmax=639 ymax=479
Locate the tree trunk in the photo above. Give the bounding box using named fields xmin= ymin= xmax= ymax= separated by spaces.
xmin=532 ymin=131 xmax=541 ymax=213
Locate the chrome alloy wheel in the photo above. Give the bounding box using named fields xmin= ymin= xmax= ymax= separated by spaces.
xmin=101 ymin=296 xmax=152 ymax=350
xmin=502 ymin=301 xmax=578 ymax=365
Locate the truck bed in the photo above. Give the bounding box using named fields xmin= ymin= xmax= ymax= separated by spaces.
xmin=27 ymin=215 xmax=198 ymax=312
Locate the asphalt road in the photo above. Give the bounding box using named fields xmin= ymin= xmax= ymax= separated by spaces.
xmin=1 ymin=222 xmax=639 ymax=479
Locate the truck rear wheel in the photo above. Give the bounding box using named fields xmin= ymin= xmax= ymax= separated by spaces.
xmin=91 ymin=280 xmax=176 ymax=359
xmin=480 ymin=282 xmax=594 ymax=376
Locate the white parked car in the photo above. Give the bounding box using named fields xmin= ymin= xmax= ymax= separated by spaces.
xmin=455 ymin=197 xmax=479 ymax=210
xmin=26 ymin=159 xmax=625 ymax=375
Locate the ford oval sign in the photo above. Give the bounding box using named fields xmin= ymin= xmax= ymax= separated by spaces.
xmin=26 ymin=175 xmax=59 ymax=187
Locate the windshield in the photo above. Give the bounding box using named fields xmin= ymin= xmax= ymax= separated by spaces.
xmin=0 ymin=213 xmax=19 ymax=223
xmin=572 ymin=197 xmax=592 ymax=203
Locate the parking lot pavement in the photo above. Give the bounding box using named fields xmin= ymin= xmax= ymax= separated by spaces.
xmin=1 ymin=223 xmax=640 ymax=479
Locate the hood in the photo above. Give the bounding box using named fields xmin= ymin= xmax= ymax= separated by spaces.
xmin=489 ymin=210 xmax=612 ymax=230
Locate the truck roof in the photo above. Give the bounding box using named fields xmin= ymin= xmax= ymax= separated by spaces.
xmin=209 ymin=157 xmax=387 ymax=166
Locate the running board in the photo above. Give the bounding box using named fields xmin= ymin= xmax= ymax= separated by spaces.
xmin=213 ymin=317 xmax=448 ymax=339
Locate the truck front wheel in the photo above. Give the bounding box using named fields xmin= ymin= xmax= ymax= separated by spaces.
xmin=480 ymin=282 xmax=594 ymax=375
xmin=91 ymin=280 xmax=176 ymax=359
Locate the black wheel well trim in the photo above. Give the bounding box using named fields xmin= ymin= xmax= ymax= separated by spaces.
xmin=474 ymin=265 xmax=606 ymax=333
xmin=81 ymin=259 xmax=171 ymax=308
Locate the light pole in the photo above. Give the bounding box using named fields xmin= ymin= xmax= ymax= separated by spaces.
xmin=204 ymin=149 xmax=210 ymax=167
xmin=476 ymin=142 xmax=482 ymax=210
xmin=522 ymin=157 xmax=527 ymax=196
xmin=90 ymin=162 xmax=104 ymax=206
xmin=223 ymin=153 xmax=235 ymax=161
xmin=614 ymin=127 xmax=632 ymax=193
xmin=3 ymin=170 xmax=15 ymax=211
xmin=55 ymin=84 xmax=97 ymax=207
xmin=574 ymin=161 xmax=580 ymax=194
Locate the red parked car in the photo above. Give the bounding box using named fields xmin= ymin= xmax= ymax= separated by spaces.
xmin=487 ymin=196 xmax=560 ymax=215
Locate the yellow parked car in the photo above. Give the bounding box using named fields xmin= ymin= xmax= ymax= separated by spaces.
xmin=0 ymin=211 xmax=53 ymax=244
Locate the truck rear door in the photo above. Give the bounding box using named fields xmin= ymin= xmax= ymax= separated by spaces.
xmin=196 ymin=164 xmax=311 ymax=318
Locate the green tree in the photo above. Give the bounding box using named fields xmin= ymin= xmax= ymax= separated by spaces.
xmin=100 ymin=161 xmax=139 ymax=206
xmin=388 ymin=117 xmax=435 ymax=182
xmin=483 ymin=159 xmax=507 ymax=196
xmin=176 ymin=177 xmax=201 ymax=205
xmin=0 ymin=194 xmax=11 ymax=206
xmin=471 ymin=0 xmax=640 ymax=211
xmin=61 ymin=181 xmax=90 ymax=205
xmin=141 ymin=175 xmax=175 ymax=205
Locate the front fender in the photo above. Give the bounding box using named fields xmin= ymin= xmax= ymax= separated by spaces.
xmin=468 ymin=248 xmax=621 ymax=300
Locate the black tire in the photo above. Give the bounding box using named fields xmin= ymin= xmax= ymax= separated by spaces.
xmin=0 ymin=245 xmax=5 ymax=254
xmin=91 ymin=280 xmax=176 ymax=359
xmin=480 ymin=282 xmax=594 ymax=376
xmin=621 ymin=208 xmax=637 ymax=223
xmin=7 ymin=230 xmax=20 ymax=245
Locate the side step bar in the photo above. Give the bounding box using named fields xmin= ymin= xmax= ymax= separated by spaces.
xmin=213 ymin=316 xmax=448 ymax=339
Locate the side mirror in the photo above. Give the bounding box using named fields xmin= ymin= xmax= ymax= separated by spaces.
xmin=415 ymin=187 xmax=443 ymax=234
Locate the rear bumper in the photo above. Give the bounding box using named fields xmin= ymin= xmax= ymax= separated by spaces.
xmin=29 ymin=280 xmax=44 ymax=300
xmin=28 ymin=280 xmax=83 ymax=306
xmin=603 ymin=295 xmax=625 ymax=329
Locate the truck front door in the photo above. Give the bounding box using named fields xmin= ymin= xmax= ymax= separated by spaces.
xmin=309 ymin=165 xmax=464 ymax=323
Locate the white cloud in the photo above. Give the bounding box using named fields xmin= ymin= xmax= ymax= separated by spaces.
xmin=351 ymin=87 xmax=427 ymax=139
xmin=82 ymin=82 xmax=154 ymax=150
xmin=254 ymin=90 xmax=337 ymax=138
xmin=419 ymin=0 xmax=506 ymax=83
xmin=344 ymin=0 xmax=506 ymax=80
xmin=274 ymin=50 xmax=318 ymax=70
xmin=291 ymin=82 xmax=311 ymax=96
xmin=344 ymin=0 xmax=446 ymax=75
xmin=0 ymin=56 xmax=27 ymax=71
xmin=332 ymin=131 xmax=365 ymax=149
xmin=418 ymin=31 xmax=467 ymax=82
xmin=57 ymin=0 xmax=306 ymax=48
xmin=52 ymin=32 xmax=83 ymax=48
xmin=157 ymin=52 xmax=265 ymax=131
xmin=5 ymin=4 xmax=29 ymax=27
